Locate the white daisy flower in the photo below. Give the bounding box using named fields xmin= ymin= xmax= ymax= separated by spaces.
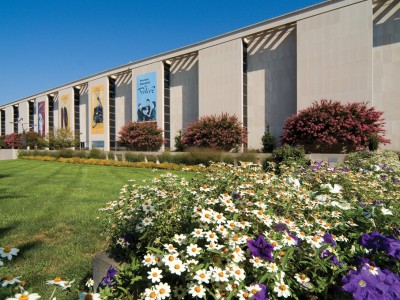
xmin=142 ymin=217 xmax=153 ymax=226
xmin=206 ymin=242 xmax=223 ymax=251
xmin=199 ymin=210 xmax=213 ymax=223
xmin=194 ymin=269 xmax=211 ymax=284
xmin=154 ymin=282 xmax=171 ymax=300
xmin=2 ymin=275 xmax=21 ymax=287
xmin=173 ymin=234 xmax=187 ymax=245
xmin=162 ymin=253 xmax=179 ymax=266
xmin=250 ymin=256 xmax=266 ymax=268
xmin=230 ymin=265 xmax=246 ymax=281
xmin=205 ymin=231 xmax=218 ymax=243
xmin=186 ymin=244 xmax=201 ymax=257
xmin=281 ymin=232 xmax=298 ymax=246
xmin=246 ymin=284 xmax=262 ymax=297
xmin=237 ymin=289 xmax=254 ymax=300
xmin=366 ymin=264 xmax=380 ymax=276
xmin=169 ymin=259 xmax=186 ymax=275
xmin=0 ymin=247 xmax=19 ymax=261
xmin=85 ymin=278 xmax=94 ymax=288
xmin=143 ymin=253 xmax=157 ymax=267
xmin=188 ymin=284 xmax=206 ymax=298
xmin=147 ymin=267 xmax=163 ymax=283
xmin=294 ymin=273 xmax=310 ymax=284
xmin=191 ymin=228 xmax=204 ymax=238
xmin=6 ymin=291 xmax=41 ymax=300
xmin=163 ymin=244 xmax=177 ymax=253
xmin=211 ymin=267 xmax=229 ymax=282
xmin=274 ymin=281 xmax=291 ymax=298
xmin=267 ymin=262 xmax=279 ymax=273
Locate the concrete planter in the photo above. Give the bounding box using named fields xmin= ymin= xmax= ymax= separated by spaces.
xmin=92 ymin=252 xmax=119 ymax=291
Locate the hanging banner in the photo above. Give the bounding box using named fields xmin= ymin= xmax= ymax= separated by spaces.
xmin=91 ymin=85 xmax=104 ymax=134
xmin=59 ymin=94 xmax=70 ymax=130
xmin=136 ymin=72 xmax=157 ymax=122
xmin=38 ymin=101 xmax=45 ymax=137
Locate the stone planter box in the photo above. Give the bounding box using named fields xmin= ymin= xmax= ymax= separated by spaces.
xmin=92 ymin=252 xmax=119 ymax=291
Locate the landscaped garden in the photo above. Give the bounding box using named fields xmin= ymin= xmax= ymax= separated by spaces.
xmin=1 ymin=100 xmax=399 ymax=299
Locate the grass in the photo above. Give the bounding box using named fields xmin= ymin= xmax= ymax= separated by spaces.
xmin=0 ymin=159 xmax=196 ymax=299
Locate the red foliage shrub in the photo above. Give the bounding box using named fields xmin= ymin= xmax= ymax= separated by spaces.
xmin=4 ymin=133 xmax=22 ymax=149
xmin=118 ymin=122 xmax=164 ymax=151
xmin=182 ymin=113 xmax=247 ymax=151
xmin=281 ymin=100 xmax=390 ymax=153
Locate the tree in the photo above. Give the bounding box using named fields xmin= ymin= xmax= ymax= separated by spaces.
xmin=47 ymin=128 xmax=79 ymax=150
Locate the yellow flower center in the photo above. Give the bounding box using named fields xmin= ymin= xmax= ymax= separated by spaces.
xmin=19 ymin=296 xmax=29 ymax=300
xmin=300 ymin=274 xmax=307 ymax=280
xmin=191 ymin=248 xmax=197 ymax=252
xmin=243 ymin=292 xmax=249 ymax=298
xmin=145 ymin=257 xmax=151 ymax=262
xmin=279 ymin=251 xmax=285 ymax=257
xmin=217 ymin=214 xmax=222 ymax=219
xmin=312 ymin=237 xmax=319 ymax=242
xmin=150 ymin=291 xmax=157 ymax=298
xmin=279 ymin=285 xmax=287 ymax=291
xmin=6 ymin=275 xmax=14 ymax=281
xmin=152 ymin=272 xmax=158 ymax=277
xmin=251 ymin=288 xmax=258 ymax=295
xmin=54 ymin=277 xmax=62 ymax=282
xmin=209 ymin=233 xmax=215 ymax=238
xmin=369 ymin=266 xmax=375 ymax=270
xmin=195 ymin=286 xmax=201 ymax=293
xmin=168 ymin=256 xmax=175 ymax=262
xmin=272 ymin=242 xmax=278 ymax=247
xmin=200 ymin=273 xmax=206 ymax=278
xmin=218 ymin=272 xmax=224 ymax=277
xmin=174 ymin=264 xmax=180 ymax=270
xmin=205 ymin=213 xmax=210 ymax=218
xmin=235 ymin=270 xmax=241 ymax=275
xmin=359 ymin=280 xmax=366 ymax=287
xmin=160 ymin=288 xmax=166 ymax=294
xmin=3 ymin=248 xmax=11 ymax=253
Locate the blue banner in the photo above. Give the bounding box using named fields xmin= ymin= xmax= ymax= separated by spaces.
xmin=136 ymin=72 xmax=157 ymax=122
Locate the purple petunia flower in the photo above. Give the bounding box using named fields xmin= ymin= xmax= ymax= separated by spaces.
xmin=323 ymin=232 xmax=337 ymax=246
xmin=381 ymin=269 xmax=400 ymax=299
xmin=274 ymin=223 xmax=289 ymax=232
xmin=342 ymin=265 xmax=389 ymax=299
xmin=101 ymin=265 xmax=118 ymax=286
xmin=360 ymin=231 xmax=400 ymax=260
xmin=321 ymin=249 xmax=340 ymax=266
xmin=247 ymin=235 xmax=274 ymax=262
xmin=254 ymin=283 xmax=269 ymax=300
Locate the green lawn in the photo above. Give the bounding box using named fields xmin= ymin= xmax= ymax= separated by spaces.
xmin=0 ymin=159 xmax=196 ymax=299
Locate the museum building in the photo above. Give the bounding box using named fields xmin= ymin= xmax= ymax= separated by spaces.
xmin=0 ymin=0 xmax=399 ymax=151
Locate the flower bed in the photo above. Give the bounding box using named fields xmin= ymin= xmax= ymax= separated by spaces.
xmin=99 ymin=162 xmax=399 ymax=299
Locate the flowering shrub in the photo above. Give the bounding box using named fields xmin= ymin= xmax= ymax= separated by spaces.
xmin=4 ymin=133 xmax=22 ymax=149
xmin=181 ymin=113 xmax=247 ymax=152
xmin=118 ymin=122 xmax=164 ymax=151
xmin=281 ymin=100 xmax=390 ymax=153
xmin=100 ymin=161 xmax=399 ymax=299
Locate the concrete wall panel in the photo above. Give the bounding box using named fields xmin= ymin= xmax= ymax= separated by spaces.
xmin=79 ymin=85 xmax=89 ymax=147
xmin=373 ymin=0 xmax=400 ymax=150
xmin=170 ymin=53 xmax=199 ymax=149
xmin=297 ymin=0 xmax=373 ymax=109
xmin=115 ymin=72 xmax=133 ymax=137
xmin=199 ymin=39 xmax=243 ymax=119
xmin=247 ymin=26 xmax=297 ymax=148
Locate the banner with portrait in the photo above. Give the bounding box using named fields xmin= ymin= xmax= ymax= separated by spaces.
xmin=90 ymin=85 xmax=104 ymax=134
xmin=38 ymin=101 xmax=45 ymax=137
xmin=59 ymin=94 xmax=70 ymax=129
xmin=136 ymin=72 xmax=157 ymax=122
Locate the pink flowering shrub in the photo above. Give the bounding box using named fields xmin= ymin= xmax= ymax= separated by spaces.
xmin=281 ymin=100 xmax=390 ymax=153
xmin=118 ymin=122 xmax=164 ymax=151
xmin=182 ymin=113 xmax=247 ymax=151
xmin=4 ymin=133 xmax=22 ymax=149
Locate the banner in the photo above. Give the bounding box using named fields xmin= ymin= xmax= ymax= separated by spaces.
xmin=91 ymin=85 xmax=104 ymax=134
xmin=38 ymin=101 xmax=45 ymax=137
xmin=59 ymin=94 xmax=70 ymax=129
xmin=136 ymin=72 xmax=157 ymax=122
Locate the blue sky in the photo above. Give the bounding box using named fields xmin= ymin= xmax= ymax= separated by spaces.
xmin=0 ymin=0 xmax=322 ymax=106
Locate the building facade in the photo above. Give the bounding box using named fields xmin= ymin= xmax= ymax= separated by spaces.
xmin=1 ymin=0 xmax=399 ymax=151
